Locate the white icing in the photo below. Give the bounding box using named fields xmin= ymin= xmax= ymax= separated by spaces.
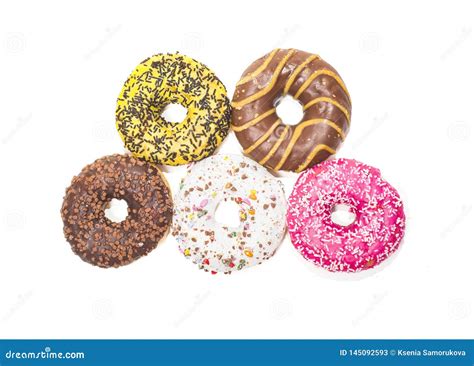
xmin=172 ymin=155 xmax=287 ymax=273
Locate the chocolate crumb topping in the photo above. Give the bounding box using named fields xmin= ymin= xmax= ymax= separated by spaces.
xmin=61 ymin=154 xmax=173 ymax=268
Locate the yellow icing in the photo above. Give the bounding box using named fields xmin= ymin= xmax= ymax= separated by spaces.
xmin=116 ymin=53 xmax=230 ymax=166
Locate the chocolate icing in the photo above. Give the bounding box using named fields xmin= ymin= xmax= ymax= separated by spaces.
xmin=231 ymin=49 xmax=351 ymax=172
xmin=61 ymin=154 xmax=173 ymax=268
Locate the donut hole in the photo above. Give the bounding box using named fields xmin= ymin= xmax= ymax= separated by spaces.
xmin=104 ymin=198 xmax=129 ymax=223
xmin=275 ymin=95 xmax=304 ymax=126
xmin=214 ymin=199 xmax=241 ymax=228
xmin=161 ymin=103 xmax=188 ymax=123
xmin=330 ymin=204 xmax=356 ymax=227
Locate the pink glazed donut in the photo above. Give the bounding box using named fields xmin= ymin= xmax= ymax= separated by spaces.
xmin=287 ymin=158 xmax=405 ymax=272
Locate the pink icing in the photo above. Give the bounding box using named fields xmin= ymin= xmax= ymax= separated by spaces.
xmin=287 ymin=159 xmax=405 ymax=272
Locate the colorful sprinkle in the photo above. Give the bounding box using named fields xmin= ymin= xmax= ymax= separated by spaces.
xmin=172 ymin=155 xmax=287 ymax=274
xmin=197 ymin=210 xmax=208 ymax=218
xmin=244 ymin=249 xmax=253 ymax=258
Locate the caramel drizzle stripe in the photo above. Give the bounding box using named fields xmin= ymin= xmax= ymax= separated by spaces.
xmin=231 ymin=108 xmax=276 ymax=132
xmin=236 ymin=49 xmax=280 ymax=86
xmin=243 ymin=119 xmax=281 ymax=154
xmin=295 ymin=144 xmax=336 ymax=173
xmin=232 ymin=49 xmax=296 ymax=109
xmin=282 ymin=54 xmax=319 ymax=95
xmin=294 ymin=69 xmax=351 ymax=101
xmin=273 ymin=118 xmax=345 ymax=171
xmin=303 ymin=97 xmax=351 ymax=124
xmin=259 ymin=125 xmax=290 ymax=165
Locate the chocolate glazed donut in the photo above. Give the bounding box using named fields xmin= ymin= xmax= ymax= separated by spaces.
xmin=61 ymin=154 xmax=173 ymax=268
xmin=231 ymin=49 xmax=351 ymax=172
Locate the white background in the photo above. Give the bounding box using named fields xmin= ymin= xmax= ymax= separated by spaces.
xmin=0 ymin=0 xmax=473 ymax=339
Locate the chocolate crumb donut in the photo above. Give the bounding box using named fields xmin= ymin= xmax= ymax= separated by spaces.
xmin=61 ymin=154 xmax=173 ymax=268
xmin=231 ymin=48 xmax=351 ymax=172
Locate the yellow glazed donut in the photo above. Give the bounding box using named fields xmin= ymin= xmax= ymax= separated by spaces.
xmin=116 ymin=53 xmax=231 ymax=166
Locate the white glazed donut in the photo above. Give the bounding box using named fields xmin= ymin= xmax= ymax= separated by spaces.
xmin=172 ymin=154 xmax=287 ymax=274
